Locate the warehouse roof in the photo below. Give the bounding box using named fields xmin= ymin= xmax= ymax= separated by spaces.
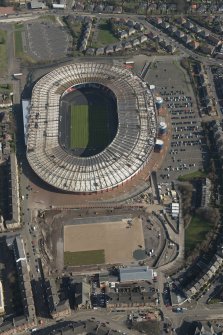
xmin=119 ymin=266 xmax=153 ymax=282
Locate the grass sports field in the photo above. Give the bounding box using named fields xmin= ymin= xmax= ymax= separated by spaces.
xmin=64 ymin=250 xmax=105 ymax=266
xmin=69 ymin=96 xmax=111 ymax=150
xmin=64 ymin=218 xmax=144 ymax=266
xmin=70 ymin=105 xmax=88 ymax=148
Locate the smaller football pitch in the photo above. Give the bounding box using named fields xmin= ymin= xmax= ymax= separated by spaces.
xmin=64 ymin=218 xmax=145 ymax=267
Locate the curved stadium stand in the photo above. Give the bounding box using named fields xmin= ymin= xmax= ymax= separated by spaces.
xmin=27 ymin=63 xmax=157 ymax=193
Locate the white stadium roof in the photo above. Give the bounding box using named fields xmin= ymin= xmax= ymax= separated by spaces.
xmin=26 ymin=62 xmax=157 ymax=193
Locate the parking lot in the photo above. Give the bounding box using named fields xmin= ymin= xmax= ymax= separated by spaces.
xmin=145 ymin=61 xmax=206 ymax=183
xmin=24 ymin=20 xmax=71 ymax=61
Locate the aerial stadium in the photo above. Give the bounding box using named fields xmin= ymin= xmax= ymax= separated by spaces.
xmin=26 ymin=62 xmax=157 ymax=193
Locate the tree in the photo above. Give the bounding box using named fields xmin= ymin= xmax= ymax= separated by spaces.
xmin=196 ymin=207 xmax=220 ymax=226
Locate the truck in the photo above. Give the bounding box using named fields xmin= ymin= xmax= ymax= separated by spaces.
xmin=13 ymin=73 xmax=23 ymax=77
xmin=12 ymin=73 xmax=23 ymax=80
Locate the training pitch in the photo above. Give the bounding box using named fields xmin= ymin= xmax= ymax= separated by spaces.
xmin=64 ymin=218 xmax=145 ymax=266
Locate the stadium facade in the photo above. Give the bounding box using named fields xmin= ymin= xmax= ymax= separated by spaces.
xmin=26 ymin=63 xmax=157 ymax=193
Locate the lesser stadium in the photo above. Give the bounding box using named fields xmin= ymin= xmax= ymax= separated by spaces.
xmin=63 ymin=218 xmax=145 ymax=267
xmin=26 ymin=63 xmax=157 ymax=193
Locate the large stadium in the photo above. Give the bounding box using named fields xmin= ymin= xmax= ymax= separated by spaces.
xmin=26 ymin=62 xmax=157 ymax=193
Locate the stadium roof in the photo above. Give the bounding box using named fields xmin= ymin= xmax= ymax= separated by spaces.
xmin=22 ymin=99 xmax=30 ymax=145
xmin=119 ymin=266 xmax=153 ymax=282
xmin=27 ymin=63 xmax=156 ymax=193
xmin=0 ymin=281 xmax=4 ymax=312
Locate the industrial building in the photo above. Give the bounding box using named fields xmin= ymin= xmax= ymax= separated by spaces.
xmin=32 ymin=320 xmax=126 ymax=335
xmin=107 ymin=281 xmax=156 ymax=308
xmin=171 ymin=202 xmax=179 ymax=218
xmin=0 ymin=235 xmax=36 ymax=335
xmin=119 ymin=266 xmax=154 ymax=283
xmin=45 ymin=278 xmax=71 ymax=319
xmin=6 ymin=235 xmax=35 ymax=320
xmin=5 ymin=153 xmax=21 ymax=230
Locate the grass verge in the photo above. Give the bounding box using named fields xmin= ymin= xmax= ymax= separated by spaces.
xmin=39 ymin=15 xmax=56 ymax=23
xmin=178 ymin=170 xmax=207 ymax=181
xmin=97 ymin=22 xmax=118 ymax=45
xmin=14 ymin=30 xmax=23 ymax=57
xmin=64 ymin=250 xmax=105 ymax=266
xmin=0 ymin=29 xmax=7 ymax=74
xmin=185 ymin=215 xmax=214 ymax=253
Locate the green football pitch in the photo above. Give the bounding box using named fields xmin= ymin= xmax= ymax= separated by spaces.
xmin=70 ymin=105 xmax=88 ymax=148
xmin=69 ymin=99 xmax=110 ymax=150
xmin=64 ymin=250 xmax=105 ymax=266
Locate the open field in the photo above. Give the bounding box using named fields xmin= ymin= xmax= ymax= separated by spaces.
xmin=0 ymin=29 xmax=7 ymax=74
xmin=64 ymin=218 xmax=145 ymax=265
xmin=185 ymin=215 xmax=214 ymax=253
xmin=96 ymin=22 xmax=118 ymax=46
xmin=70 ymin=104 xmax=88 ymax=148
xmin=64 ymin=250 xmax=105 ymax=266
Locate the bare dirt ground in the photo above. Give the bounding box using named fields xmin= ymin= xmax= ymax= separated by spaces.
xmin=39 ymin=210 xmax=146 ymax=273
xmin=64 ymin=218 xmax=145 ymax=265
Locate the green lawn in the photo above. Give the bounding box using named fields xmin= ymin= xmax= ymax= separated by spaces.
xmin=178 ymin=170 xmax=207 ymax=181
xmin=14 ymin=23 xmax=23 ymax=30
xmin=14 ymin=30 xmax=23 ymax=57
xmin=39 ymin=15 xmax=56 ymax=23
xmin=97 ymin=22 xmax=118 ymax=45
xmin=69 ymin=97 xmax=111 ymax=150
xmin=185 ymin=215 xmax=214 ymax=253
xmin=13 ymin=24 xmax=35 ymax=63
xmin=0 ymin=30 xmax=7 ymax=74
xmin=64 ymin=250 xmax=105 ymax=266
xmin=70 ymin=105 xmax=89 ymax=148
